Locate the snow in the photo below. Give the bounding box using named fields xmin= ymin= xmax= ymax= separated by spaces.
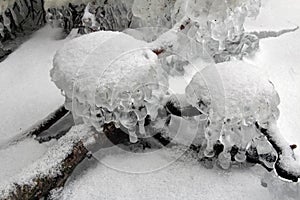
xmin=0 ymin=124 xmax=94 ymax=198
xmin=58 ymin=150 xmax=271 ymax=200
xmin=244 ymin=0 xmax=298 ymax=32
xmin=0 ymin=0 xmax=299 ymax=199
xmin=0 ymin=26 xmax=66 ymax=146
xmin=56 ymin=1 xmax=300 ymax=199
xmin=268 ymin=123 xmax=300 ymax=177
xmin=51 ymin=31 xmax=154 ymax=104
xmin=244 ymin=0 xmax=300 ymax=157
xmin=0 ymin=139 xmax=48 ymax=187
xmin=186 ymin=60 xmax=279 ymax=120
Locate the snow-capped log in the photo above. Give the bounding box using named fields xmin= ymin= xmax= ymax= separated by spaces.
xmin=0 ymin=121 xmax=177 ymax=199
xmin=0 ymin=125 xmax=93 ymax=200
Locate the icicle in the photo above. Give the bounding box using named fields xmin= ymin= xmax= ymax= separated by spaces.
xmin=56 ymin=10 xmax=65 ymax=28
xmin=102 ymin=107 xmax=116 ymax=124
xmin=119 ymin=111 xmax=138 ymax=143
xmin=245 ymin=0 xmax=261 ymax=19
xmin=218 ymin=127 xmax=234 ymax=169
xmin=118 ymin=90 xmax=133 ymax=112
xmin=204 ymin=119 xmax=223 ymax=158
xmin=231 ymin=6 xmax=248 ymax=36
xmin=138 ymin=119 xmax=146 ymax=136
xmin=218 ymin=151 xmax=232 ymax=169
xmin=95 ymin=86 xmax=113 ymax=110
xmin=0 ymin=22 xmax=4 ymax=37
xmin=82 ymin=2 xmax=99 ymax=32
xmin=211 ymin=20 xmax=228 ymax=51
xmin=9 ymin=8 xmax=18 ymax=26
xmin=135 ymin=106 xmax=147 ymax=136
xmin=46 ymin=11 xmax=54 ymax=27
xmin=16 ymin=0 xmax=26 ymax=18
xmin=2 ymin=13 xmax=11 ymax=32
xmin=63 ymin=7 xmax=73 ymax=23
xmin=195 ymin=23 xmax=210 ymax=46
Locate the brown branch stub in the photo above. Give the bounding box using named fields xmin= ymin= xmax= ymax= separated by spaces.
xmin=152 ymin=48 xmax=165 ymax=56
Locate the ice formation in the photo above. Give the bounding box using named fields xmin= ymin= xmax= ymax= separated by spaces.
xmin=0 ymin=0 xmax=45 ymax=48
xmin=50 ymin=0 xmax=299 ymax=182
xmin=51 ymin=31 xmax=169 ymax=143
xmin=44 ymin=0 xmax=261 ymax=52
xmin=186 ymin=60 xmax=280 ymax=167
xmin=45 ymin=0 xmax=134 ymax=32
xmin=51 ymin=30 xmax=281 ymax=172
xmin=0 ymin=0 xmax=16 ymax=34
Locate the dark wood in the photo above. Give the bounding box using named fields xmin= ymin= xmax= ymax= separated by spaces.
xmin=26 ymin=105 xmax=69 ymax=138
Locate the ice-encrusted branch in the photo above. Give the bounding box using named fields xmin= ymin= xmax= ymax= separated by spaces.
xmin=250 ymin=26 xmax=299 ymax=39
xmin=151 ymin=16 xmax=191 ymax=52
xmin=256 ymin=122 xmax=300 ymax=182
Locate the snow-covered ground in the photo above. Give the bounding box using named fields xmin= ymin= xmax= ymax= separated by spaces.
xmin=0 ymin=26 xmax=65 ymax=147
xmin=0 ymin=0 xmax=299 ymax=199
xmin=0 ymin=26 xmax=68 ymax=194
xmin=58 ymin=1 xmax=300 ymax=199
xmin=59 ymin=154 xmax=271 ymax=200
xmin=0 ymin=139 xmax=48 ymax=187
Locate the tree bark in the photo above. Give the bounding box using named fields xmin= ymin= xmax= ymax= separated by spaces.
xmin=2 ymin=141 xmax=88 ymax=200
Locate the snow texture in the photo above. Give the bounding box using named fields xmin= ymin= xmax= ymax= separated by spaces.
xmin=0 ymin=139 xmax=48 ymax=188
xmin=186 ymin=60 xmax=279 ymax=121
xmin=0 ymin=124 xmax=94 ymax=198
xmin=0 ymin=0 xmax=299 ymax=199
xmin=57 ymin=149 xmax=272 ymax=200
xmin=244 ymin=0 xmax=300 ymax=158
xmin=0 ymin=26 xmax=65 ymax=146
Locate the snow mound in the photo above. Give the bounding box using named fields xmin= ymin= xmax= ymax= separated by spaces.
xmin=51 ymin=31 xmax=157 ymax=99
xmin=186 ymin=60 xmax=280 ymax=121
xmin=51 ymin=31 xmax=121 ymax=101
